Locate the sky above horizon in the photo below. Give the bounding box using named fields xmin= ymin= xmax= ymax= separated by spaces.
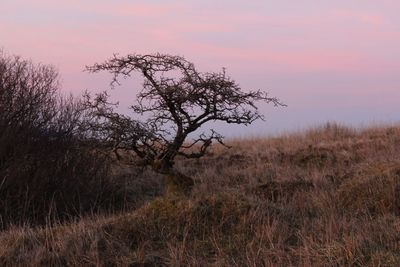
xmin=1 ymin=0 xmax=399 ymax=136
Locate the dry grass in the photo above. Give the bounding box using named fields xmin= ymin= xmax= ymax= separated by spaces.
xmin=1 ymin=123 xmax=400 ymax=266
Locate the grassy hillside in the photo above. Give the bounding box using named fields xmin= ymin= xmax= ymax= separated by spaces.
xmin=1 ymin=123 xmax=400 ymax=266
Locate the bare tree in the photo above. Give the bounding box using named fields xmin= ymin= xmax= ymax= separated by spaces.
xmin=84 ymin=53 xmax=284 ymax=191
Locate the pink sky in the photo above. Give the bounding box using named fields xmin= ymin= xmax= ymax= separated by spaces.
xmin=1 ymin=0 xmax=399 ymax=135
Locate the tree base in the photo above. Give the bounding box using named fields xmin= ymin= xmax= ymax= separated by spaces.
xmin=164 ymin=170 xmax=194 ymax=196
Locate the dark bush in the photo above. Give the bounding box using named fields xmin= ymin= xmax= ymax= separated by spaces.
xmin=0 ymin=52 xmax=134 ymax=228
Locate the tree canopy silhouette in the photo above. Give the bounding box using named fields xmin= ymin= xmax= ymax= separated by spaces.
xmin=84 ymin=53 xmax=284 ymax=191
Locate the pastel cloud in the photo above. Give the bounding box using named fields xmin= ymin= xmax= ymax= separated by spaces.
xmin=330 ymin=9 xmax=385 ymax=26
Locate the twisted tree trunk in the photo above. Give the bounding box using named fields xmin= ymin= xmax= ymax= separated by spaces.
xmin=152 ymin=159 xmax=194 ymax=196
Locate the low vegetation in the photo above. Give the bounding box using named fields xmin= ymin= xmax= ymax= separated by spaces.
xmin=1 ymin=123 xmax=400 ymax=266
xmin=0 ymin=52 xmax=161 ymax=228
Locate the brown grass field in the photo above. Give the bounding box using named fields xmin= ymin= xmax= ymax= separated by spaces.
xmin=1 ymin=123 xmax=400 ymax=266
